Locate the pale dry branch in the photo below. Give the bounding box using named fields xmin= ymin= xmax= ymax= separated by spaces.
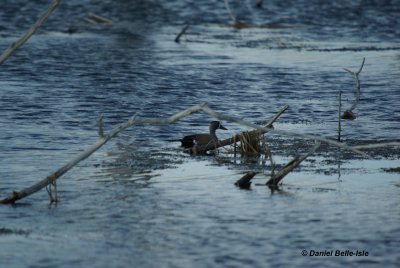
xmin=84 ymin=13 xmax=112 ymax=25
xmin=343 ymin=57 xmax=365 ymax=116
xmin=1 ymin=104 xmax=205 ymax=204
xmin=352 ymin=142 xmax=400 ymax=150
xmin=0 ymin=0 xmax=60 ymax=65
xmin=1 ymin=102 xmax=376 ymax=204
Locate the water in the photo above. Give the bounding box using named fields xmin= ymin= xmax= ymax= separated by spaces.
xmin=1 ymin=0 xmax=400 ymax=267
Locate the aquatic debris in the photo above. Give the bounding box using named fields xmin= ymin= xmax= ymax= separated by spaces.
xmin=0 ymin=0 xmax=60 ymax=65
xmin=341 ymin=57 xmax=366 ymax=120
xmin=83 ymin=13 xmax=112 ymax=25
xmin=0 ymin=102 xmax=395 ymax=204
xmin=175 ymin=25 xmax=189 ymax=43
xmin=266 ymin=141 xmax=321 ymax=188
xmin=235 ymin=172 xmax=257 ymax=189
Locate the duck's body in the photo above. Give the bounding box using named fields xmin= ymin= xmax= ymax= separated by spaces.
xmin=179 ymin=121 xmax=227 ymax=148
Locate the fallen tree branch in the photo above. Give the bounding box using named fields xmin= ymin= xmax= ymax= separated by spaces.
xmin=0 ymin=0 xmax=60 ymax=65
xmin=352 ymin=142 xmax=400 ymax=150
xmin=1 ymin=102 xmax=373 ymax=204
xmin=266 ymin=141 xmax=321 ymax=187
xmin=342 ymin=57 xmax=365 ymax=119
xmin=1 ymin=104 xmax=205 ymax=204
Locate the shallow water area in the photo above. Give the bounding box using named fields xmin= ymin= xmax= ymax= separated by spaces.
xmin=1 ymin=0 xmax=400 ymax=267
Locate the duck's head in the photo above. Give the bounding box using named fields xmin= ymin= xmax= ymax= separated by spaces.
xmin=210 ymin=121 xmax=227 ymax=131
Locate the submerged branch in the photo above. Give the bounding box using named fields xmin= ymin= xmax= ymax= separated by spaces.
xmin=1 ymin=104 xmax=205 ymax=204
xmin=175 ymin=25 xmax=189 ymax=43
xmin=266 ymin=141 xmax=321 ymax=187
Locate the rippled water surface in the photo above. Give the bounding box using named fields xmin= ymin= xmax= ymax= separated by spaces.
xmin=1 ymin=1 xmax=399 ymax=267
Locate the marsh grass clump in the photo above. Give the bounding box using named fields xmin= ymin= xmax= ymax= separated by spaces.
xmin=239 ymin=130 xmax=266 ymax=156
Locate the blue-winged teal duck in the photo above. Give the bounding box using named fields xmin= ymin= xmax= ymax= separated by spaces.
xmin=179 ymin=121 xmax=227 ymax=148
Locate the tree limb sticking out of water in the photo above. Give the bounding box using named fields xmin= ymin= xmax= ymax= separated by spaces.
xmin=235 ymin=140 xmax=321 ymax=189
xmin=342 ymin=57 xmax=366 ymax=120
xmin=1 ymin=101 xmax=394 ymax=205
xmin=0 ymin=0 xmax=60 ymax=65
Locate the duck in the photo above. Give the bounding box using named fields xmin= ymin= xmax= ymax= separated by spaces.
xmin=179 ymin=121 xmax=227 ymax=148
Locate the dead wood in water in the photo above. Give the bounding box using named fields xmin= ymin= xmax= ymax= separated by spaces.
xmin=267 ymin=141 xmax=321 ymax=187
xmin=0 ymin=0 xmax=60 ymax=65
xmin=83 ymin=13 xmax=113 ymax=25
xmin=1 ymin=102 xmax=379 ymax=204
xmin=342 ymin=57 xmax=365 ymax=120
xmin=235 ymin=172 xmax=257 ymax=189
xmin=175 ymin=25 xmax=189 ymax=43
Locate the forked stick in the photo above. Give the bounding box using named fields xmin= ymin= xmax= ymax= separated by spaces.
xmin=342 ymin=57 xmax=365 ymax=119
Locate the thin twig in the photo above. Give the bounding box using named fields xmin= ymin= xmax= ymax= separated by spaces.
xmin=0 ymin=0 xmax=60 ymax=65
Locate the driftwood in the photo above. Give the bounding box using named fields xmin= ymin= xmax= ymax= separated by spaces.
xmin=175 ymin=25 xmax=189 ymax=43
xmin=0 ymin=0 xmax=60 ymax=65
xmin=342 ymin=57 xmax=366 ymax=120
xmin=266 ymin=141 xmax=321 ymax=187
xmin=0 ymin=104 xmax=204 ymax=204
xmin=1 ymin=102 xmax=384 ymax=204
xmin=83 ymin=13 xmax=112 ymax=25
xmin=235 ymin=172 xmax=257 ymax=189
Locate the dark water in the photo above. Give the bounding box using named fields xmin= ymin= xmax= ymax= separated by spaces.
xmin=1 ymin=1 xmax=400 ymax=267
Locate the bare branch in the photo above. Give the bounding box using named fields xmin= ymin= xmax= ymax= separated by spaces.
xmin=266 ymin=141 xmax=321 ymax=186
xmin=0 ymin=0 xmax=60 ymax=65
xmin=1 ymin=102 xmax=376 ymax=204
xmin=1 ymin=104 xmax=205 ymax=204
xmin=175 ymin=25 xmax=189 ymax=43
xmin=352 ymin=142 xmax=400 ymax=150
xmin=342 ymin=57 xmax=366 ymax=114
